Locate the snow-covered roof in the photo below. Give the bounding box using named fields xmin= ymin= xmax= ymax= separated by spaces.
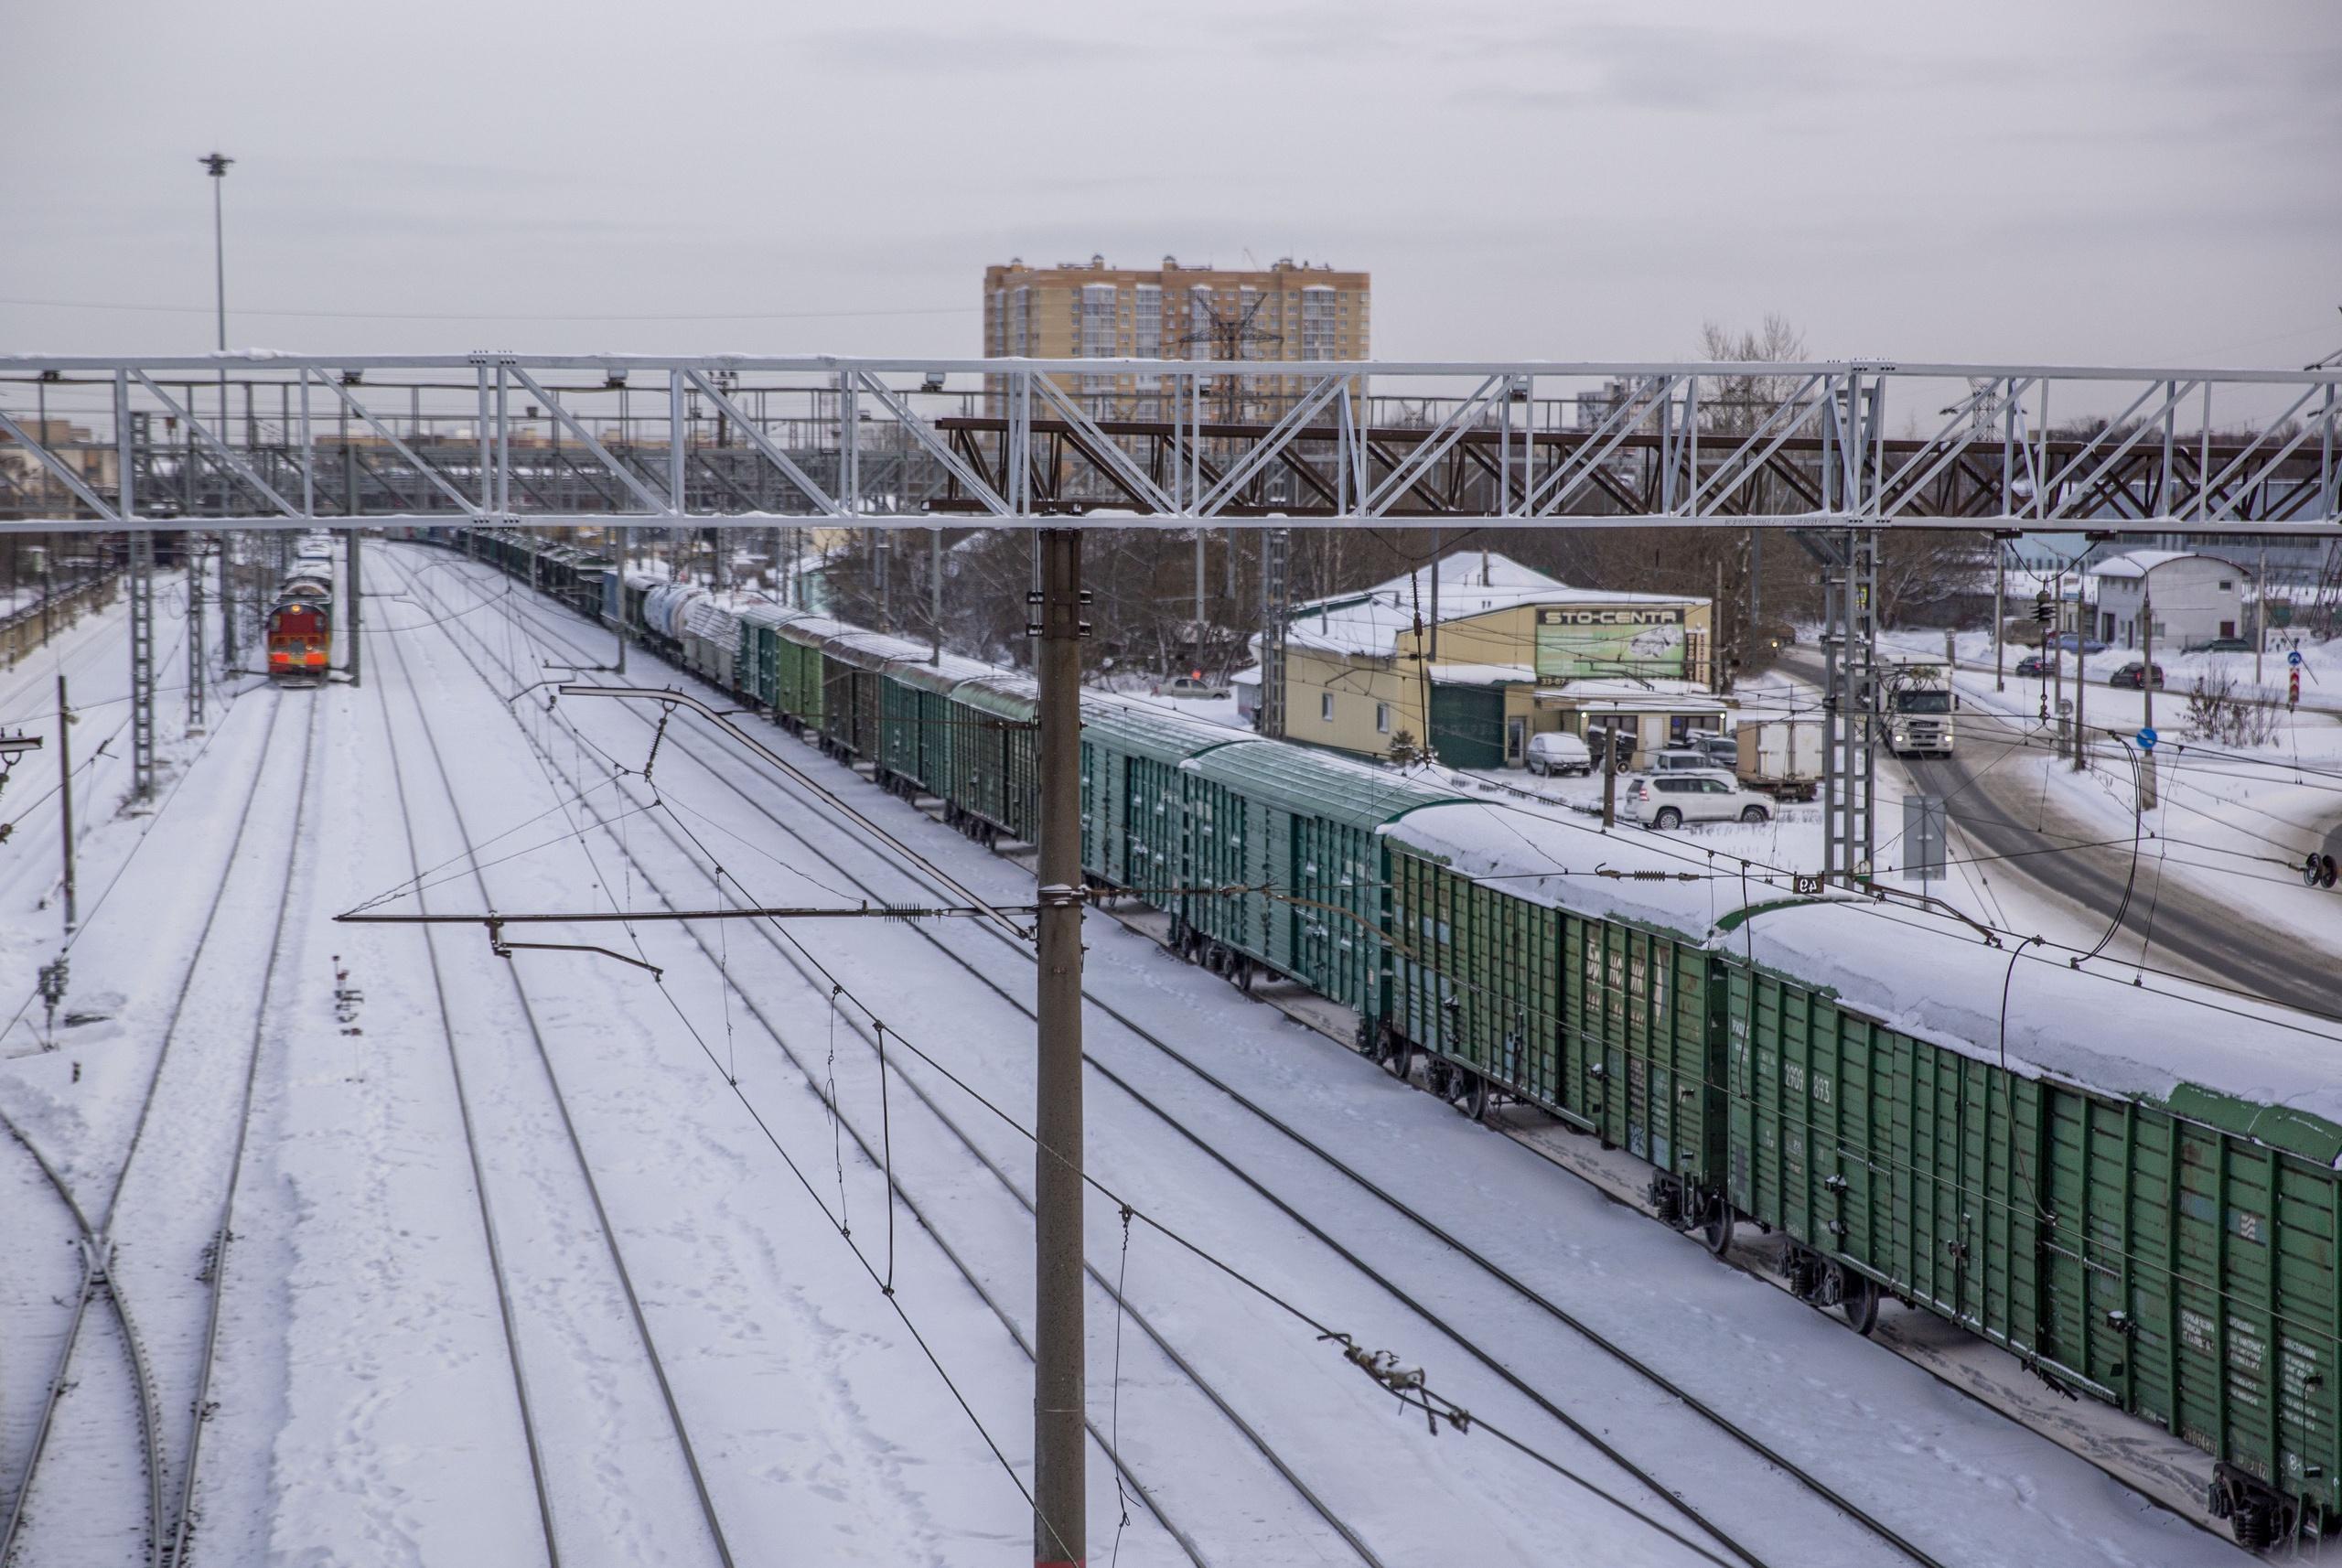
xmin=2088 ymin=550 xmax=2242 ymax=580
xmin=1278 ymin=551 xmax=1703 ymax=659
xmin=1532 ymin=678 xmax=1726 ymax=712
xmin=1429 ymin=661 xmax=1535 ymax=686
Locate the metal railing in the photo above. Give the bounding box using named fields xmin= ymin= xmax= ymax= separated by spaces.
xmin=0 ymin=355 xmax=2334 ymax=533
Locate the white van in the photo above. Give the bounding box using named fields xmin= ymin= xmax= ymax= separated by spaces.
xmin=1524 ymin=732 xmax=1593 ymax=777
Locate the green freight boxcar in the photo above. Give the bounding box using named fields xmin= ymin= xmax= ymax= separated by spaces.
xmin=771 ymin=616 xmax=847 ymax=736
xmin=1176 ymin=745 xmax=1459 ymax=1015
xmin=1079 ymin=702 xmax=1251 ymax=895
xmin=881 ymin=652 xmax=995 ymax=798
xmin=948 ymin=675 xmax=1039 ymax=843
xmin=821 ymin=630 xmax=928 ymax=761
xmin=1723 ymin=898 xmax=2342 ymax=1547
xmin=1383 ymin=801 xmax=1728 ymax=1225
xmin=735 ymin=606 xmax=802 ymax=712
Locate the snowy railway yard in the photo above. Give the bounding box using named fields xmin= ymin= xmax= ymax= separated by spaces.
xmin=0 ymin=542 xmax=2271 ymax=1568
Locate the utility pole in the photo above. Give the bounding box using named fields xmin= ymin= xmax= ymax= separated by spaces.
xmin=186 ymin=535 xmax=207 ymax=733
xmin=202 ymin=151 xmax=233 ymax=581
xmin=220 ymin=531 xmax=238 ymax=669
xmin=1193 ymin=532 xmax=1206 ymax=676
xmin=1993 ymin=540 xmax=2005 ymax=691
xmin=1601 ymin=725 xmax=1618 ymax=828
xmin=2142 ymin=582 xmax=2156 ymax=732
xmin=2255 ymin=549 xmax=2267 ymax=693
xmin=57 ymin=675 xmax=76 ymax=933
xmin=347 ymin=528 xmax=362 ymax=688
xmin=929 ymin=526 xmax=943 ymax=664
xmin=128 ymin=532 xmax=156 ymax=801
xmin=2071 ymin=621 xmax=2087 ymax=770
xmin=2049 ymin=570 xmax=2066 ymax=751
xmin=1428 ymin=528 xmax=1442 ymax=663
xmin=1030 ymin=527 xmax=1087 ymax=1568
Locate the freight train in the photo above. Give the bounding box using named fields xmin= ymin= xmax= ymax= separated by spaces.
xmin=263 ymin=535 xmax=337 ymax=685
xmin=436 ymin=525 xmax=2342 ymax=1551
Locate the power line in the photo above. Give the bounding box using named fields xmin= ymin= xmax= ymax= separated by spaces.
xmin=0 ymin=295 xmax=977 ymax=324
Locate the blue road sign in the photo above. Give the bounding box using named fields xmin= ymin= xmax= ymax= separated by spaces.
xmin=2291 ymin=650 xmax=2305 ymax=667
xmin=2136 ymin=726 xmax=2159 ymax=751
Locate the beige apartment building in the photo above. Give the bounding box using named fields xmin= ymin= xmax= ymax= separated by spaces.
xmin=983 ymin=253 xmax=1370 ymax=416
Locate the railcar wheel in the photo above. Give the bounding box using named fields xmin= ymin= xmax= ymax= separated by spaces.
xmin=1703 ymin=1198 xmax=1735 ymax=1255
xmin=1380 ymin=1034 xmax=1413 ymax=1080
xmin=1839 ymin=1273 xmax=1880 ymax=1336
xmin=1462 ymin=1072 xmax=1492 ymax=1122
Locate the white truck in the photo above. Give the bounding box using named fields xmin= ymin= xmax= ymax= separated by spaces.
xmin=1882 ymin=660 xmax=1958 ymax=757
xmin=1734 ymin=718 xmax=1821 ymax=801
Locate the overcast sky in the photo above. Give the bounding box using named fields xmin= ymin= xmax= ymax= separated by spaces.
xmin=5 ymin=0 xmax=2337 ymax=371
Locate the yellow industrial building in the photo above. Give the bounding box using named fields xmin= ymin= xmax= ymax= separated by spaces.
xmin=1257 ymin=553 xmax=1719 ymax=770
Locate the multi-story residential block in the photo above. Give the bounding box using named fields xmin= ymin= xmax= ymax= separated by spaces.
xmin=983 ymin=253 xmax=1370 ymax=418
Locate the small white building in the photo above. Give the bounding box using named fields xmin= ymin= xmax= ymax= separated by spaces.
xmin=2087 ymin=551 xmax=2246 ymax=651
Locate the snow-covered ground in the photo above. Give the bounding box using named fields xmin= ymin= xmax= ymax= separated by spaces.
xmin=0 ymin=551 xmax=2259 ymax=1566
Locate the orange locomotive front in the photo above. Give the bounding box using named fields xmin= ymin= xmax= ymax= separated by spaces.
xmin=265 ymin=599 xmax=331 ymax=685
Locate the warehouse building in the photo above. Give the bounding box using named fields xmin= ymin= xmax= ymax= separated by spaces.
xmin=2087 ymin=550 xmax=2248 ymax=650
xmin=1264 ymin=553 xmax=1714 ymax=769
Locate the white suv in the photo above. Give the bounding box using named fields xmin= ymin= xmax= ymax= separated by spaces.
xmin=1628 ymin=773 xmax=1772 ymax=830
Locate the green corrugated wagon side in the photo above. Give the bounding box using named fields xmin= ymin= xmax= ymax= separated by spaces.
xmin=949 ymin=678 xmax=1038 ymax=842
xmin=772 ymin=616 xmax=845 ymax=733
xmin=884 ymin=654 xmax=996 ymax=796
xmin=1177 ymin=746 xmax=1458 ymax=1018
xmin=1722 ymin=947 xmax=2342 ymax=1544
xmin=1079 ymin=706 xmax=1252 ymax=892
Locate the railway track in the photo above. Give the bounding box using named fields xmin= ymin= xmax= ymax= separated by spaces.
xmin=403 ymin=543 xmax=1982 ymax=1568
xmin=381 ymin=547 xmax=1350 ymax=1567
xmin=368 ymin=584 xmax=736 ymax=1568
xmin=0 ymin=684 xmax=311 ymax=1568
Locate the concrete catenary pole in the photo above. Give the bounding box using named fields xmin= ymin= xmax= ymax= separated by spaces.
xmin=2071 ymin=613 xmax=2087 ymax=770
xmin=347 ymin=528 xmax=362 ymax=688
xmin=186 ymin=535 xmax=207 ymax=732
xmin=2256 ymin=549 xmax=2267 ymax=692
xmin=56 ymin=674 xmax=75 ymax=933
xmin=1031 ymin=527 xmax=1086 ymax=1568
xmin=1993 ymin=540 xmax=2005 ymax=691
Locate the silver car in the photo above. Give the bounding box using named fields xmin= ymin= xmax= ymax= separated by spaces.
xmin=1628 ymin=773 xmax=1773 ymax=829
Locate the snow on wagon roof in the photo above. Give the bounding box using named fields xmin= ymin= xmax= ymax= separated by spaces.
xmin=1384 ymin=799 xmax=2342 ymax=1159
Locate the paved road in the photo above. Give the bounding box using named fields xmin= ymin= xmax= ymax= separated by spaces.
xmin=1777 ymin=650 xmax=2342 ymax=1017
xmin=1905 ymin=716 xmax=2340 ymax=1017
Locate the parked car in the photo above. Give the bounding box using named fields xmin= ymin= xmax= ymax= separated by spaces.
xmin=2194 ymin=636 xmax=2254 ymax=653
xmin=1645 ymin=746 xmax=1732 ymax=778
xmin=2014 ymin=653 xmax=2057 ymax=678
xmin=1524 ymin=731 xmax=1593 ymax=777
xmin=1628 ymin=774 xmax=1774 ymax=830
xmin=2110 ymin=661 xmax=2165 ymax=689
xmin=2047 ymin=631 xmax=2110 ymax=654
xmin=1149 ymin=673 xmax=1231 ymax=700
xmin=1692 ymin=732 xmax=1738 ymax=768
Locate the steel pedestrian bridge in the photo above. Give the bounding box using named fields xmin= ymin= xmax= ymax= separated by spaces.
xmin=0 ymin=354 xmax=2335 ymax=533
